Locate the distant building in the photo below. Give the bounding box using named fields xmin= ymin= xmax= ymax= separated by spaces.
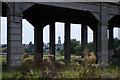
xmin=2 ymin=44 xmax=7 ymax=48
xmin=56 ymin=36 xmax=63 ymax=52
xmin=58 ymin=36 xmax=61 ymax=45
xmin=43 ymin=36 xmax=63 ymax=52
xmin=43 ymin=43 xmax=50 ymax=52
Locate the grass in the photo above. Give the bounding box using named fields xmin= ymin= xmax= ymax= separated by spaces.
xmin=1 ymin=54 xmax=120 ymax=79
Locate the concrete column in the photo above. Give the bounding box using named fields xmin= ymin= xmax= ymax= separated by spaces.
xmin=108 ymin=27 xmax=114 ymax=61
xmin=97 ymin=3 xmax=109 ymax=67
xmin=64 ymin=22 xmax=71 ymax=62
xmin=81 ymin=24 xmax=88 ymax=57
xmin=93 ymin=31 xmax=98 ymax=63
xmin=7 ymin=14 xmax=23 ymax=68
xmin=50 ymin=22 xmax=55 ymax=61
xmin=97 ymin=23 xmax=109 ymax=67
xmin=34 ymin=27 xmax=43 ymax=62
xmin=108 ymin=27 xmax=114 ymax=51
xmin=93 ymin=32 xmax=97 ymax=54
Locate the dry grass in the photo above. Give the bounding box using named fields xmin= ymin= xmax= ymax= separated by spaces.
xmin=1 ymin=51 xmax=120 ymax=79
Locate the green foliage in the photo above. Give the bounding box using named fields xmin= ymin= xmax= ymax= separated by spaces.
xmin=24 ymin=41 xmax=34 ymax=54
xmin=2 ymin=48 xmax=7 ymax=53
xmin=111 ymin=38 xmax=120 ymax=63
xmin=2 ymin=55 xmax=120 ymax=79
xmin=74 ymin=44 xmax=81 ymax=55
xmin=56 ymin=52 xmax=61 ymax=56
xmin=58 ymin=48 xmax=64 ymax=56
xmin=58 ymin=39 xmax=82 ymax=56
xmin=113 ymin=38 xmax=120 ymax=48
xmin=87 ymin=42 xmax=94 ymax=52
xmin=70 ymin=39 xmax=81 ymax=55
xmin=58 ymin=39 xmax=94 ymax=56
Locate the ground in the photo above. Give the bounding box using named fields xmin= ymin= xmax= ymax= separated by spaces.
xmin=1 ymin=54 xmax=120 ymax=79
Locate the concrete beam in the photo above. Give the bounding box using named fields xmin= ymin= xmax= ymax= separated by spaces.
xmin=108 ymin=5 xmax=119 ymax=15
xmin=81 ymin=24 xmax=88 ymax=57
xmin=21 ymin=2 xmax=34 ymax=12
xmin=64 ymin=22 xmax=71 ymax=62
xmin=38 ymin=2 xmax=100 ymax=13
xmin=50 ymin=22 xmax=55 ymax=61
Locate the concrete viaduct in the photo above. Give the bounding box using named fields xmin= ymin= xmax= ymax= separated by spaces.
xmin=2 ymin=2 xmax=120 ymax=68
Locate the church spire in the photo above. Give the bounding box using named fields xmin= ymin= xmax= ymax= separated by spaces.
xmin=58 ymin=36 xmax=61 ymax=45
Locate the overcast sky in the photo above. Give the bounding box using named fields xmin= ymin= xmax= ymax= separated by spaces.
xmin=1 ymin=17 xmax=119 ymax=44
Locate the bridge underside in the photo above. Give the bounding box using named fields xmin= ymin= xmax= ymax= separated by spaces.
xmin=2 ymin=2 xmax=120 ymax=69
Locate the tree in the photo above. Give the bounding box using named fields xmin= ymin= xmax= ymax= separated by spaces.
xmin=25 ymin=41 xmax=34 ymax=54
xmin=58 ymin=48 xmax=64 ymax=56
xmin=70 ymin=39 xmax=81 ymax=55
xmin=87 ymin=42 xmax=94 ymax=52
xmin=29 ymin=41 xmax=32 ymax=45
xmin=58 ymin=39 xmax=82 ymax=56
xmin=114 ymin=37 xmax=120 ymax=48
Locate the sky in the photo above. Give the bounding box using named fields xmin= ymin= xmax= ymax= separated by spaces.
xmin=1 ymin=17 xmax=120 ymax=44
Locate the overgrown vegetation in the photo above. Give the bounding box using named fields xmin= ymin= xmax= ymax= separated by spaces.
xmin=58 ymin=39 xmax=95 ymax=56
xmin=2 ymin=48 xmax=120 ymax=79
xmin=1 ymin=38 xmax=120 ymax=79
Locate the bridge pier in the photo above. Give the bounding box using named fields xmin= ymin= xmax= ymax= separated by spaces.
xmin=108 ymin=27 xmax=114 ymax=62
xmin=34 ymin=27 xmax=43 ymax=62
xmin=97 ymin=23 xmax=109 ymax=67
xmin=50 ymin=22 xmax=55 ymax=61
xmin=96 ymin=3 xmax=109 ymax=67
xmin=64 ymin=22 xmax=71 ymax=62
xmin=93 ymin=31 xmax=98 ymax=63
xmin=93 ymin=31 xmax=97 ymax=54
xmin=7 ymin=14 xmax=23 ymax=68
xmin=81 ymin=24 xmax=88 ymax=57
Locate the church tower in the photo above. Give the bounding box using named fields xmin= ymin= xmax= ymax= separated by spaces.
xmin=58 ymin=36 xmax=61 ymax=45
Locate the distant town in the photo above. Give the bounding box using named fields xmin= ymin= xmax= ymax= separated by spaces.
xmin=1 ymin=36 xmax=63 ymax=55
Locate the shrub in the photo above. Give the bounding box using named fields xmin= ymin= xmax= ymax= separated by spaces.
xmin=79 ymin=47 xmax=97 ymax=78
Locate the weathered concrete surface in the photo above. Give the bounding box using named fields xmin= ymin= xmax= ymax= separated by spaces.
xmin=97 ymin=3 xmax=109 ymax=67
xmin=7 ymin=4 xmax=23 ymax=68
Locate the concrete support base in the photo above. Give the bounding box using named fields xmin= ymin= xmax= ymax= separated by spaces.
xmin=64 ymin=22 xmax=71 ymax=62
